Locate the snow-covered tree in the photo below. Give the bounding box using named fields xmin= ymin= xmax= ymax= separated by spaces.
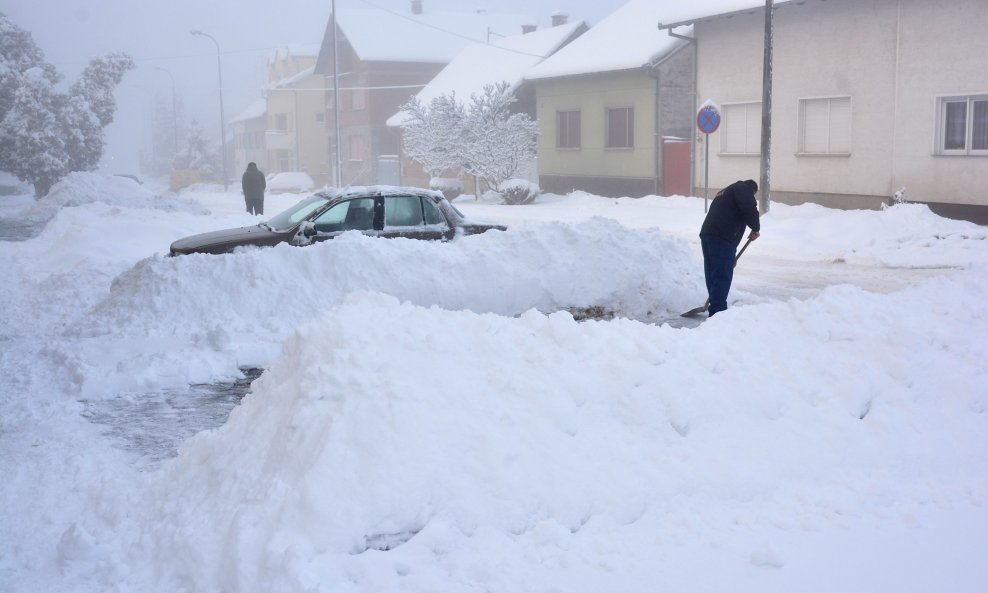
xmin=63 ymin=53 xmax=133 ymax=173
xmin=0 ymin=12 xmax=59 ymax=122
xmin=173 ymin=119 xmax=219 ymax=180
xmin=399 ymin=81 xmax=538 ymax=195
xmin=0 ymin=68 xmax=68 ymax=197
xmin=400 ymin=93 xmax=466 ymax=179
xmin=0 ymin=14 xmax=133 ymax=197
xmin=460 ymin=82 xmax=539 ymax=192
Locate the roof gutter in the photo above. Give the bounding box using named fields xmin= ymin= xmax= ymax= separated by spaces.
xmin=656 ymin=24 xmax=697 ymax=197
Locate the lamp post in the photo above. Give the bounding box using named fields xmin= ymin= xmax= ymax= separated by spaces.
xmin=154 ymin=66 xmax=179 ymax=155
xmin=190 ymin=29 xmax=229 ymax=190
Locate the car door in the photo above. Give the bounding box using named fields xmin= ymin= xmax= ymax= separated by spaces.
xmin=301 ymin=197 xmax=381 ymax=244
xmin=382 ymin=195 xmax=450 ymax=240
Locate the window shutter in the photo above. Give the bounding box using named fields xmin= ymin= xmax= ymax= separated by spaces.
xmin=722 ymin=104 xmax=746 ymax=153
xmin=801 ymin=97 xmax=851 ymax=153
xmin=745 ymin=103 xmax=762 ymax=153
xmin=829 ymin=97 xmax=852 ymax=153
xmin=720 ymin=103 xmax=761 ymax=154
xmin=972 ymin=99 xmax=988 ymax=151
xmin=801 ymin=100 xmax=829 ymax=153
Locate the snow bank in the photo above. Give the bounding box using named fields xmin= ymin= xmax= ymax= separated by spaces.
xmin=121 ymin=270 xmax=988 ymax=592
xmin=57 ymin=219 xmax=701 ymax=394
xmin=27 ymin=172 xmax=208 ymax=219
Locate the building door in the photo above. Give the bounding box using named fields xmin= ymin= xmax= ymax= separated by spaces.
xmin=662 ymin=139 xmax=691 ymax=197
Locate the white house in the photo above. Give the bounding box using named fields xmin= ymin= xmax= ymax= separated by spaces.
xmin=659 ymin=0 xmax=988 ymax=223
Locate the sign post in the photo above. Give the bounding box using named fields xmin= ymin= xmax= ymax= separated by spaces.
xmin=696 ymin=100 xmax=721 ymax=212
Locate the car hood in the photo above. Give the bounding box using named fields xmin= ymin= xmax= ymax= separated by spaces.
xmin=169 ymin=224 xmax=288 ymax=255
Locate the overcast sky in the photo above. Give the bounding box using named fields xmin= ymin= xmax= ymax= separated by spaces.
xmin=1 ymin=0 xmax=630 ymax=175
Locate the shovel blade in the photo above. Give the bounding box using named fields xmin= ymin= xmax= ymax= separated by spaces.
xmin=680 ymin=304 xmax=709 ymax=318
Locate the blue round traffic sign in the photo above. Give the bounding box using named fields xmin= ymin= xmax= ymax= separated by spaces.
xmin=697 ymin=105 xmax=721 ymax=134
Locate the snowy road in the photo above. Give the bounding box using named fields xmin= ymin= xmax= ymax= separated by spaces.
xmin=734 ymin=252 xmax=959 ymax=301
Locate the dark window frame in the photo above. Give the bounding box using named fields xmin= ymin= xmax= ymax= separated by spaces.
xmin=606 ymin=107 xmax=634 ymax=149
xmin=556 ymin=110 xmax=581 ymax=149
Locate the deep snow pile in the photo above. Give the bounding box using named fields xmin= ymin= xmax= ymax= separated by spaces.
xmin=47 ymin=217 xmax=701 ymax=395
xmin=121 ymin=282 xmax=988 ymax=592
xmin=2 ymin=173 xmax=987 ymax=593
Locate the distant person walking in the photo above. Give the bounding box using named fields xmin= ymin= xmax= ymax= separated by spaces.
xmin=242 ymin=162 xmax=266 ymax=215
xmin=699 ymin=179 xmax=761 ymax=316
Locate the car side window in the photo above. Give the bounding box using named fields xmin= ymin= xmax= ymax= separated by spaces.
xmin=423 ymin=197 xmax=445 ymax=225
xmin=385 ymin=196 xmax=424 ymax=227
xmin=313 ymin=198 xmax=375 ymax=232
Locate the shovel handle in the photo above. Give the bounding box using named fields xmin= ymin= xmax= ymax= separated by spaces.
xmin=735 ymin=237 xmax=753 ymax=263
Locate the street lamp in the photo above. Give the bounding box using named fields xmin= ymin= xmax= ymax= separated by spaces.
xmin=154 ymin=66 xmax=179 ymax=156
xmin=190 ymin=29 xmax=229 ymax=190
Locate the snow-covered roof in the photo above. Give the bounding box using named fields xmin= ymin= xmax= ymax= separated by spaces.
xmin=386 ymin=21 xmax=587 ymax=127
xmin=269 ymin=66 xmax=317 ymax=90
xmin=525 ymin=0 xmax=689 ymax=80
xmin=656 ymin=0 xmax=797 ymax=29
xmin=333 ymin=7 xmax=538 ymax=63
xmin=229 ymin=99 xmax=266 ymax=124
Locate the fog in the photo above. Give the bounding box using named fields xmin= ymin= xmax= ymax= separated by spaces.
xmin=1 ymin=0 xmax=627 ymax=175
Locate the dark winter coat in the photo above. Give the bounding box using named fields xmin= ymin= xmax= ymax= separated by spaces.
xmin=242 ymin=163 xmax=266 ymax=200
xmin=699 ymin=180 xmax=760 ymax=247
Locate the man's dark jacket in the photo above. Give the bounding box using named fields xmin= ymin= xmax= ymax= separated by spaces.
xmin=699 ymin=180 xmax=760 ymax=247
xmin=242 ymin=164 xmax=266 ymax=200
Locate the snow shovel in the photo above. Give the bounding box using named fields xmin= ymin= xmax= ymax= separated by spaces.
xmin=680 ymin=237 xmax=753 ymax=317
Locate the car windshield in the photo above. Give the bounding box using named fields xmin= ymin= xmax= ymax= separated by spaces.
xmin=264 ymin=195 xmax=331 ymax=231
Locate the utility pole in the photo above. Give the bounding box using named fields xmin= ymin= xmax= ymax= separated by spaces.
xmin=332 ymin=0 xmax=343 ymax=187
xmin=758 ymin=0 xmax=774 ymax=214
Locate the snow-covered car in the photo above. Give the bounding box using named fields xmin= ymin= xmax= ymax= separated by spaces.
xmin=169 ymin=186 xmax=506 ymax=256
xmin=265 ymin=171 xmax=314 ymax=194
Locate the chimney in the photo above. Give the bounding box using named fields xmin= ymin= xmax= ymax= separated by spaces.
xmin=522 ymin=24 xmax=537 ymax=34
xmin=411 ymin=0 xmax=423 ymax=15
xmin=551 ymin=11 xmax=568 ymax=26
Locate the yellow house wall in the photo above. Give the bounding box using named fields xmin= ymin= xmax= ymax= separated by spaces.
xmin=536 ymin=71 xmax=657 ymax=181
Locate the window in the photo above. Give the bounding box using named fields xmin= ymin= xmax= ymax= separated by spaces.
xmin=721 ymin=102 xmax=761 ymax=154
xmin=423 ymin=198 xmax=444 ymax=225
xmin=606 ymin=107 xmax=634 ymax=148
xmin=556 ymin=110 xmax=581 ymax=149
xmin=384 ymin=196 xmax=423 ymax=227
xmin=274 ymin=113 xmax=289 ymax=131
xmin=936 ymin=94 xmax=988 ymax=155
xmin=315 ymin=112 xmax=325 ymax=123
xmin=798 ymin=96 xmax=851 ymax=155
xmin=313 ymin=198 xmax=376 ymax=232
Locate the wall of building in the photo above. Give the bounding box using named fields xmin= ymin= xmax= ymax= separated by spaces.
xmin=893 ymin=0 xmax=987 ymax=208
xmin=232 ymin=117 xmax=269 ymax=177
xmin=693 ymin=0 xmax=987 ymax=216
xmin=536 ymin=70 xmax=659 ymax=197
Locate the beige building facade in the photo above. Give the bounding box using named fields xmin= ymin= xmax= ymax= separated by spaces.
xmin=535 ymin=63 xmax=693 ymax=198
xmin=264 ymin=52 xmax=332 ymax=186
xmin=678 ymin=0 xmax=987 ymax=221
